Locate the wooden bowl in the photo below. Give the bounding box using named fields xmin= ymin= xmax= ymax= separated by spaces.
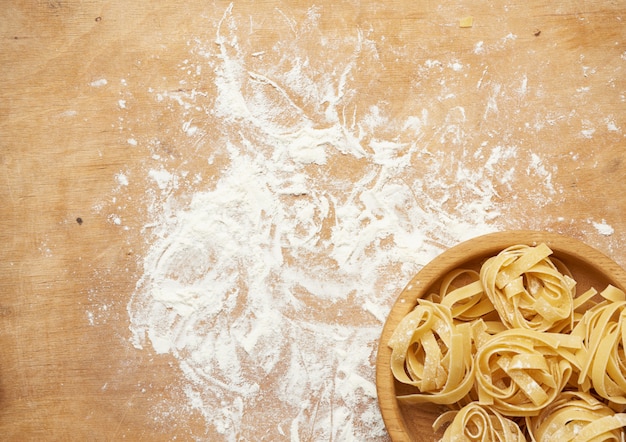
xmin=375 ymin=230 xmax=626 ymax=442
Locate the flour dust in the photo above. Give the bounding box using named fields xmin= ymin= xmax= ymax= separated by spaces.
xmin=116 ymin=4 xmax=571 ymax=441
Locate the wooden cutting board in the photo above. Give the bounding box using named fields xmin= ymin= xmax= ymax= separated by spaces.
xmin=1 ymin=1 xmax=625 ymax=440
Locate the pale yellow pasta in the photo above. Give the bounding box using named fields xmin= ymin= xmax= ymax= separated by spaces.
xmin=480 ymin=244 xmax=576 ymax=333
xmin=439 ymin=268 xmax=496 ymax=322
xmin=527 ymin=391 xmax=626 ymax=442
xmin=388 ymin=299 xmax=475 ymax=404
xmin=474 ymin=328 xmax=581 ymax=417
xmin=573 ymin=287 xmax=599 ymax=323
xmin=388 ymin=243 xmax=626 ymax=440
xmin=434 ymin=402 xmax=527 ymax=442
xmin=572 ymin=293 xmax=626 ymax=405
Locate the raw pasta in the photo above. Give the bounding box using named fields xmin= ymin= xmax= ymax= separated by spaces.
xmin=527 ymin=391 xmax=626 ymax=442
xmin=388 ymin=299 xmax=474 ymax=404
xmin=439 ymin=268 xmax=496 ymax=322
xmin=474 ymin=328 xmax=581 ymax=416
xmin=480 ymin=244 xmax=576 ymax=333
xmin=434 ymin=402 xmax=527 ymax=442
xmin=571 ymin=292 xmax=626 ymax=406
xmin=388 ymin=243 xmax=626 ymax=440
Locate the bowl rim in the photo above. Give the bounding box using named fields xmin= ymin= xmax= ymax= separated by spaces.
xmin=375 ymin=230 xmax=626 ymax=442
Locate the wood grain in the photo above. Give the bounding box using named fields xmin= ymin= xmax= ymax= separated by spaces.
xmin=1 ymin=0 xmax=626 ymax=439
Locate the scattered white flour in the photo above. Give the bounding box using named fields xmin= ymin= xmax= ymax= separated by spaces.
xmin=581 ymin=125 xmax=596 ymax=139
xmin=115 ymin=173 xmax=129 ymax=187
xmin=90 ymin=78 xmax=108 ymax=87
xmin=115 ymin=4 xmax=578 ymax=441
xmin=108 ymin=214 xmax=122 ymax=226
xmin=148 ymin=168 xmax=177 ymax=191
xmin=605 ymin=118 xmax=619 ymax=132
xmin=592 ymin=219 xmax=615 ymax=236
xmin=449 ymin=61 xmax=464 ymax=72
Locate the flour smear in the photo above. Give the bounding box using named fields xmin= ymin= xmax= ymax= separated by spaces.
xmin=125 ymin=5 xmax=563 ymax=441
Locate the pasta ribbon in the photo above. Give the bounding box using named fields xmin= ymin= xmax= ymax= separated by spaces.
xmin=572 ymin=295 xmax=626 ymax=405
xmin=388 ymin=300 xmax=474 ymax=404
xmin=434 ymin=402 xmax=527 ymax=442
xmin=527 ymin=391 xmax=626 ymax=442
xmin=480 ymin=244 xmax=575 ymax=333
xmin=439 ymin=268 xmax=496 ymax=321
xmin=474 ymin=329 xmax=581 ymax=417
xmin=388 ymin=243 xmax=626 ymax=440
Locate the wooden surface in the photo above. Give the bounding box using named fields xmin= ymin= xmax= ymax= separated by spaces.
xmin=1 ymin=1 xmax=626 ymax=440
xmin=376 ymin=231 xmax=626 ymax=441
